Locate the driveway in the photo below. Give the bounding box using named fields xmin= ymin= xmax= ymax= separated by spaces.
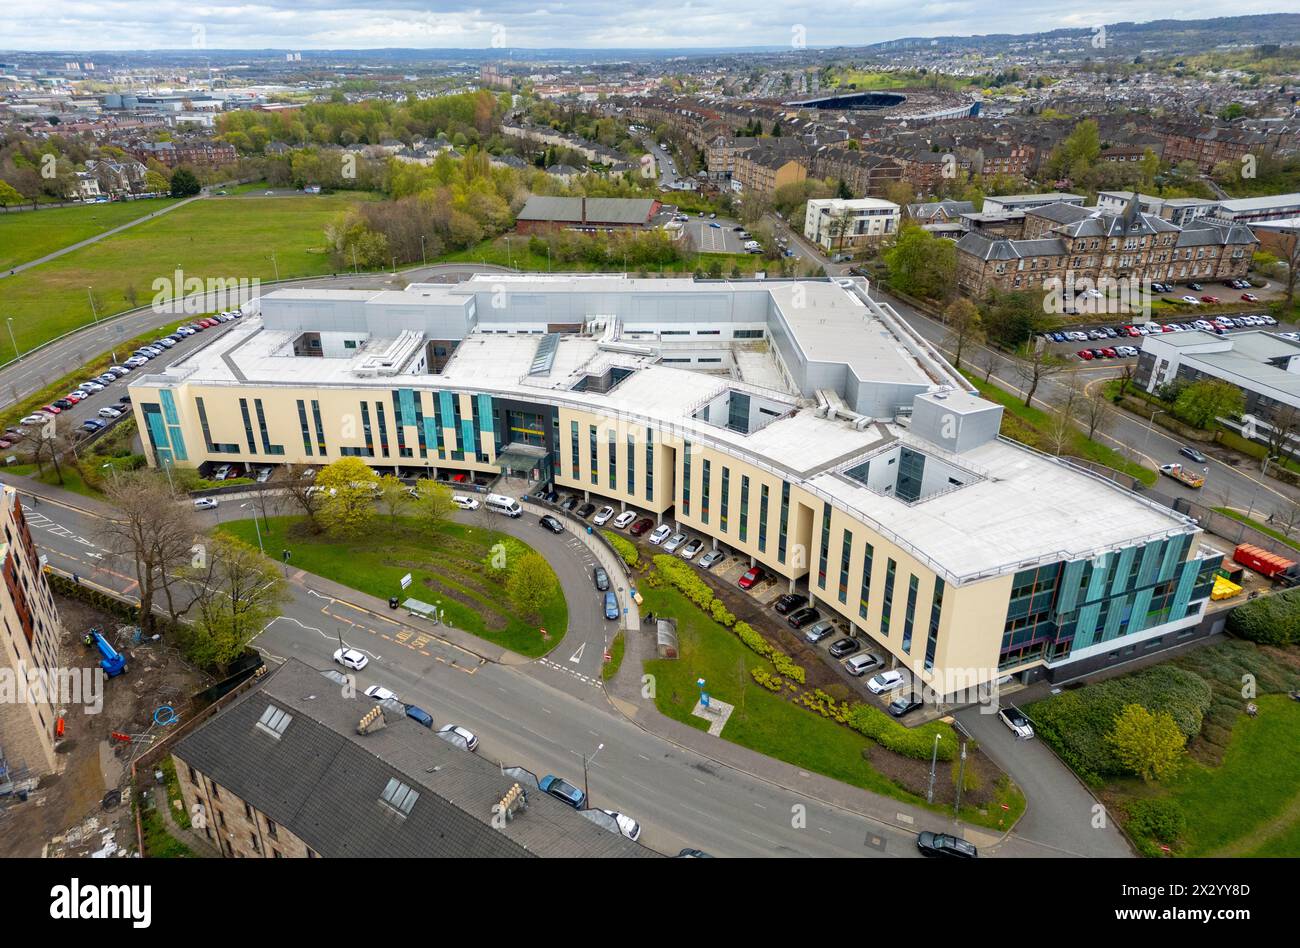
xmin=955 ymin=704 xmax=1132 ymax=857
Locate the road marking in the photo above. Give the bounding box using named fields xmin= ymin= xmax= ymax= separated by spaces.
xmin=569 ymin=642 xmax=586 ymax=664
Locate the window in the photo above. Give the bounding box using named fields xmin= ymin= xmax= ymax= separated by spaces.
xmin=254 ymin=399 xmax=285 ymax=455
xmin=858 ymin=543 xmax=874 ymax=619
xmin=589 ymin=425 xmax=598 ymax=485
xmin=777 ymin=482 xmax=790 ymax=563
xmin=311 ymin=400 xmax=327 ymax=455
xmin=682 ymin=441 xmax=692 ymax=516
xmin=739 ymin=475 xmax=750 ymax=543
xmin=924 ymin=578 xmax=944 ymax=672
xmin=380 ymin=777 xmax=419 ymax=817
xmin=266 ymin=818 xmax=278 ymax=839
xmin=376 ymin=402 xmax=390 ymax=458
xmin=817 ymin=502 xmax=831 ymax=589
xmin=881 ymin=559 xmax=897 ymax=637
xmin=570 ymin=421 xmax=580 ymax=478
xmin=297 ymin=400 xmax=313 ymax=456
xmin=627 ymin=432 xmax=636 ymax=496
xmin=239 ymin=398 xmax=257 ymax=453
xmin=609 ymin=428 xmax=617 ymax=490
xmin=645 ymin=428 xmax=654 ymax=501
xmin=758 ymin=484 xmax=769 ymax=552
xmin=255 ymin=704 xmax=293 ymax=739
xmin=700 ymin=459 xmax=711 ymax=525
xmin=719 ymin=467 xmax=730 ymax=532
xmin=901 ymin=575 xmax=919 ymax=654
xmin=838 ymin=530 xmax=852 ymax=604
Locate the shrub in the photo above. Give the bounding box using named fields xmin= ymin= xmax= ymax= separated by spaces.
xmin=771 ymin=651 xmax=806 ymax=684
xmin=751 ymin=667 xmax=783 ymax=691
xmin=1226 ymin=588 xmax=1300 ymax=646
xmin=1126 ymin=797 xmax=1186 ymax=846
xmin=653 ymin=555 xmax=714 ymax=609
xmin=602 ymin=531 xmax=639 ymax=568
xmin=845 ymin=703 xmax=956 ymax=761
xmin=733 ymin=621 xmax=773 ymax=659
xmin=709 ymin=598 xmax=735 ymax=628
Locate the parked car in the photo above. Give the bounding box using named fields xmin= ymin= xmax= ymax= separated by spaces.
xmin=211 ymin=464 xmax=231 ymax=481
xmin=79 ymin=381 xmax=105 ymax=393
xmin=40 ymin=404 xmax=61 ymax=415
xmin=888 ymin=694 xmax=924 ymax=717
xmin=774 ymin=593 xmax=808 ymax=615
xmin=1076 ymin=349 xmax=1094 ymax=360
xmin=1241 ymin=293 xmax=1259 ymax=302
xmin=679 ymin=538 xmax=705 ymax=560
xmin=437 ymin=724 xmax=479 ymax=752
xmin=52 ymin=398 xmax=73 ymax=410
xmin=255 ymin=467 xmax=273 ymax=483
xmin=612 ymin=510 xmax=637 ymax=529
xmin=866 ymin=670 xmax=905 ymax=695
xmin=648 ymin=524 xmax=672 ymax=545
xmin=804 ymin=620 xmax=836 ymax=643
xmin=539 ymin=514 xmax=564 ymax=534
xmin=576 ymin=502 xmax=597 ymax=519
xmin=662 ymin=532 xmax=687 ymax=553
xmin=79 ymin=420 xmax=105 ymax=433
xmin=1188 ymin=282 xmax=1203 ymax=291
xmin=600 ymin=810 xmax=642 ymax=842
xmin=593 ymin=505 xmax=615 ymax=525
xmin=828 ymin=637 xmax=860 ymax=657
xmin=738 ymin=566 xmax=764 ymax=589
xmin=560 ymin=494 xmax=579 ymax=511
xmin=698 ymin=550 xmax=726 ymax=569
xmin=1200 ymin=295 xmax=1220 ymax=304
xmin=332 ymin=647 xmax=368 ymax=671
xmin=593 ymin=567 xmax=610 ymax=591
xmin=20 ymin=414 xmax=48 ymax=425
xmin=97 ymin=407 xmax=122 ymax=419
xmin=604 ymin=590 xmax=619 ymax=620
xmin=364 ymin=684 xmax=399 ymax=703
xmin=538 ymin=775 xmax=586 ymax=809
xmin=998 ymin=706 xmax=1035 ymax=739
xmin=845 ymin=653 xmax=881 ymax=677
xmin=193 ymin=497 xmax=219 ymax=510
xmin=917 ymin=831 xmax=978 ymax=859
xmin=451 ymin=494 xmax=480 ymax=510
xmin=1180 ymin=296 xmax=1201 ymax=305
xmin=630 ymin=517 xmax=655 ymax=537
xmin=786 ymin=606 xmax=821 ymax=629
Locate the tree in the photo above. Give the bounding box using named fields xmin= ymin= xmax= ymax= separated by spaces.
xmin=506 ymin=552 xmax=557 ymax=618
xmin=1045 ymin=372 xmax=1085 ymax=455
xmin=942 ymin=297 xmax=983 ymax=370
xmin=98 ymin=470 xmax=199 ymax=632
xmin=0 ymin=180 xmax=23 ymax=208
xmin=416 ymin=475 xmax=462 ymax=535
xmin=28 ymin=418 xmax=77 ymax=485
xmin=315 ymin=457 xmax=379 ymax=537
xmin=169 ymin=167 xmax=201 ymax=197
xmin=182 ymin=533 xmax=290 ymax=671
xmin=1015 ymin=341 xmax=1068 ymax=408
xmin=883 ymin=223 xmax=956 ymax=300
xmin=1262 ymin=402 xmax=1300 ymax=468
xmin=983 ymin=288 xmax=1044 ymax=349
xmin=376 ymin=473 xmax=413 ymax=521
xmin=1107 ymin=703 xmax=1186 ymax=782
xmin=1172 ymin=379 xmax=1245 ymax=430
xmin=283 ymin=463 xmax=327 ymax=532
xmin=144 ymin=169 xmax=170 ymax=194
xmin=1082 ymin=383 xmax=1115 ymax=440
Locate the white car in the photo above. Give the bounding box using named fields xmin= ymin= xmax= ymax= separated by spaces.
xmin=612 ymin=510 xmax=637 ymax=529
xmin=1180 ymin=296 xmax=1201 ymax=305
xmin=20 ymin=414 xmax=48 ymax=425
xmin=648 ymin=524 xmax=672 ymax=545
xmin=452 ymin=494 xmax=480 ymax=510
xmin=333 ymin=647 xmax=368 ymax=671
xmin=193 ymin=497 xmax=219 ymax=510
xmin=679 ymin=538 xmax=705 ymax=560
xmin=592 ymin=505 xmax=615 ymax=525
xmin=662 ymin=532 xmax=688 ymax=553
xmin=437 ymin=724 xmax=479 ymax=752
xmin=998 ymin=706 xmax=1035 ymax=739
xmin=866 ymin=670 xmax=905 ymax=695
xmin=256 ymin=467 xmax=273 ymax=483
xmin=97 ymin=407 xmax=122 ymax=419
xmin=364 ymin=684 xmax=399 ymax=703
xmin=80 ymin=381 xmax=105 ymax=393
xmin=600 ymin=809 xmax=642 ymax=842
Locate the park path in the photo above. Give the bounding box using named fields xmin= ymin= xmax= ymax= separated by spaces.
xmin=1 ymin=194 xmax=203 ymax=279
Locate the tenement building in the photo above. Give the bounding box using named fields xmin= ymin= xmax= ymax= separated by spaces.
xmin=130 ymin=275 xmax=1222 ymax=696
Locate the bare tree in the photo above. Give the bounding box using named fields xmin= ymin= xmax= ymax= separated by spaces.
xmin=1015 ymin=341 xmax=1068 ymax=408
xmin=99 ymin=470 xmax=200 ymax=632
xmin=978 ymin=346 xmax=1000 ymax=384
xmin=1045 ymin=373 xmax=1085 ymax=455
xmin=181 ymin=532 xmax=290 ymax=672
xmin=282 ymin=463 xmax=327 ymax=532
xmin=942 ymin=297 xmax=984 ymax=371
xmin=28 ymin=418 xmax=78 ymax=485
xmin=1082 ymin=383 xmax=1115 ymax=440
xmin=1263 ymin=404 xmax=1300 ymax=469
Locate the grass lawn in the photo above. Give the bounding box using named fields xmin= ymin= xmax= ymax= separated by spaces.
xmin=1148 ymin=694 xmax=1300 ymax=857
xmin=219 ymin=514 xmax=567 ymax=657
xmin=601 ymin=632 xmax=625 ymax=681
xmin=441 ymin=235 xmax=779 ymax=277
xmin=0 ymin=461 xmax=100 ymax=498
xmin=641 ymin=584 xmax=1024 ymax=829
xmin=0 ymin=198 xmax=179 ymax=271
xmin=962 ymin=371 xmax=1157 ymax=485
xmin=1214 ymin=507 xmax=1300 ymax=552
xmin=3 ymin=192 xmax=378 ymax=354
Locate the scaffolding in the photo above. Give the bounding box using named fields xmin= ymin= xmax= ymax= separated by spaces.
xmin=0 ymin=742 xmax=35 ymax=800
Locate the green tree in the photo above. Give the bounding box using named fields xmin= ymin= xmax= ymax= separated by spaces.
xmin=0 ymin=180 xmax=24 ymax=207
xmin=182 ymin=534 xmax=290 ymax=672
xmin=1172 ymin=379 xmax=1245 ymax=429
xmin=169 ymin=166 xmax=201 ymax=197
xmin=506 ymin=552 xmax=558 ymax=618
xmin=411 ymin=478 xmax=456 ymax=535
xmin=144 ymin=169 xmax=170 ymax=194
xmin=1107 ymin=703 xmax=1186 ymax=782
xmin=316 ymin=457 xmax=379 ymax=537
xmin=883 ymin=223 xmax=956 ymax=299
xmin=376 ymin=473 xmax=412 ymax=521
xmin=983 ymin=288 xmax=1045 ymax=349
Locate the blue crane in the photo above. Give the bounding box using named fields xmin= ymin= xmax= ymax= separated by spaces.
xmin=82 ymin=627 xmax=126 ymax=677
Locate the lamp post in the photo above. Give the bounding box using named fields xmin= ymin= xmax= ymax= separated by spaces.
xmin=6 ymin=317 xmax=19 ymax=362
xmin=420 ymin=234 xmax=427 ymax=265
xmin=582 ymin=742 xmax=604 ymax=805
xmin=270 ymin=250 xmax=280 ymax=281
xmin=925 ymin=733 xmax=942 ymax=804
xmin=87 ymin=286 xmax=99 ymax=325
xmin=1140 ymin=408 xmax=1166 ymax=461
xmin=1242 ymin=455 xmax=1279 ymax=539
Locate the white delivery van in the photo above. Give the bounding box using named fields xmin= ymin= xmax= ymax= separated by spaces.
xmin=485 ymin=494 xmax=522 ymax=518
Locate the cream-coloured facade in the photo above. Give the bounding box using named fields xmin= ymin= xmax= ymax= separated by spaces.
xmin=130 ymin=275 xmax=1222 ymax=697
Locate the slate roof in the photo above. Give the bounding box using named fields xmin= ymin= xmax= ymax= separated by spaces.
xmin=172 ymin=659 xmax=656 ymax=858
xmin=1176 ymin=220 xmax=1258 ymax=248
xmin=955 ymin=232 xmax=1066 ymax=261
xmin=517 ymin=196 xmax=657 ymax=225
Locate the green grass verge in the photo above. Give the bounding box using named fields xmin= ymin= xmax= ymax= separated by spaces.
xmin=0 ymin=198 xmax=181 ymax=271
xmin=641 ymin=583 xmax=1024 ymax=830
xmin=601 ymin=631 xmax=625 ymax=681
xmin=962 ymin=371 xmax=1157 ymax=485
xmin=137 ymin=800 xmax=198 ymax=858
xmin=219 ymin=514 xmax=567 ymax=657
xmin=1213 ymin=507 xmax=1300 ymax=552
xmin=2 ymin=192 xmax=379 ymax=354
xmin=440 ymin=234 xmax=780 ymax=276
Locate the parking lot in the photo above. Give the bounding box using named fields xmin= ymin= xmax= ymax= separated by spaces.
xmin=681 ymin=216 xmax=756 ymax=255
xmin=536 ymin=486 xmax=928 ymax=718
xmin=1043 ymin=310 xmax=1285 ymax=363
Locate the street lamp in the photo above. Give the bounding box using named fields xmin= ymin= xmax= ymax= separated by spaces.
xmin=270 ymin=250 xmax=280 ymax=281
xmin=420 ymin=234 xmax=427 ymax=265
xmin=87 ymin=287 xmax=99 ymax=325
xmin=6 ymin=317 xmax=19 ymax=362
xmin=582 ymin=742 xmax=604 ymax=805
xmin=1140 ymin=408 xmax=1167 ymax=460
xmin=925 ymin=733 xmax=942 ymax=804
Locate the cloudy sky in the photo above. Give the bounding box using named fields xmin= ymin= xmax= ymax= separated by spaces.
xmin=4 ymin=1 xmax=1288 ymax=51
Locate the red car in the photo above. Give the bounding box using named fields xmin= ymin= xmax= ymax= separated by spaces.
xmin=1125 ymin=326 xmax=1141 ymax=337
xmin=1076 ymin=349 xmax=1094 ymax=360
xmin=1200 ymin=295 xmax=1220 ymax=304
xmin=738 ymin=566 xmax=764 ymax=590
xmin=1101 ymin=347 xmax=1118 ymax=358
xmin=40 ymin=404 xmax=61 ymax=414
xmin=629 ymin=517 xmax=654 ymax=537
xmin=1241 ymin=293 xmax=1259 ymax=302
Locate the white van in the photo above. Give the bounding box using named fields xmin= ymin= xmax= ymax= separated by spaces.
xmin=485 ymin=494 xmax=522 ymax=518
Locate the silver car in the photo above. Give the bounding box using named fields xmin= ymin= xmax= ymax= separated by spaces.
xmin=698 ymin=550 xmax=726 ymax=569
xmin=662 ymin=532 xmax=688 ymax=553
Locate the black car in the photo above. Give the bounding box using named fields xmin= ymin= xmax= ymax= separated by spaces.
xmin=1188 ymin=282 xmax=1203 ymax=292
xmin=117 ymin=393 xmax=132 ymax=404
xmin=888 ymin=694 xmax=924 ymax=718
xmin=1179 ymin=446 xmax=1207 ymax=464
xmin=828 ymin=637 xmax=860 ymax=658
xmin=787 ymin=607 xmax=821 ymax=629
xmin=774 ymin=593 xmax=808 ymax=615
xmin=917 ymin=831 xmax=977 ymax=859
xmin=593 ymin=567 xmax=610 ymax=591
xmin=539 ymin=514 xmax=564 ymax=534
xmin=543 ymin=488 xmax=559 ymax=503
xmin=52 ymin=398 xmax=74 ymax=410
xmin=576 ymin=502 xmax=596 ymax=519
xmin=560 ymin=495 xmax=578 ymax=511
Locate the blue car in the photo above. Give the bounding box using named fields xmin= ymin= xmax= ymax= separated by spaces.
xmin=603 ymin=590 xmax=618 ymax=620
xmin=539 ymin=774 xmax=586 ymax=809
xmin=80 ymin=419 xmax=105 ymax=432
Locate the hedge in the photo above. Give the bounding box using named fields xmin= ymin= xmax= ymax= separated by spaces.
xmin=601 ymin=531 xmax=639 ymax=569
xmin=845 ymin=703 xmax=957 ymax=761
xmin=1126 ymin=797 xmax=1186 ymax=851
xmin=1026 ymin=664 xmax=1213 ymax=785
xmin=1226 ymin=588 xmax=1300 ymax=646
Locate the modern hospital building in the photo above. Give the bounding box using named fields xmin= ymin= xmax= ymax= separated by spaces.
xmin=128 ymin=274 xmax=1223 ymax=698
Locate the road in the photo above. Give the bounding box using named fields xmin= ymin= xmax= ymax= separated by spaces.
xmin=0 ymin=263 xmax=509 ymax=412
